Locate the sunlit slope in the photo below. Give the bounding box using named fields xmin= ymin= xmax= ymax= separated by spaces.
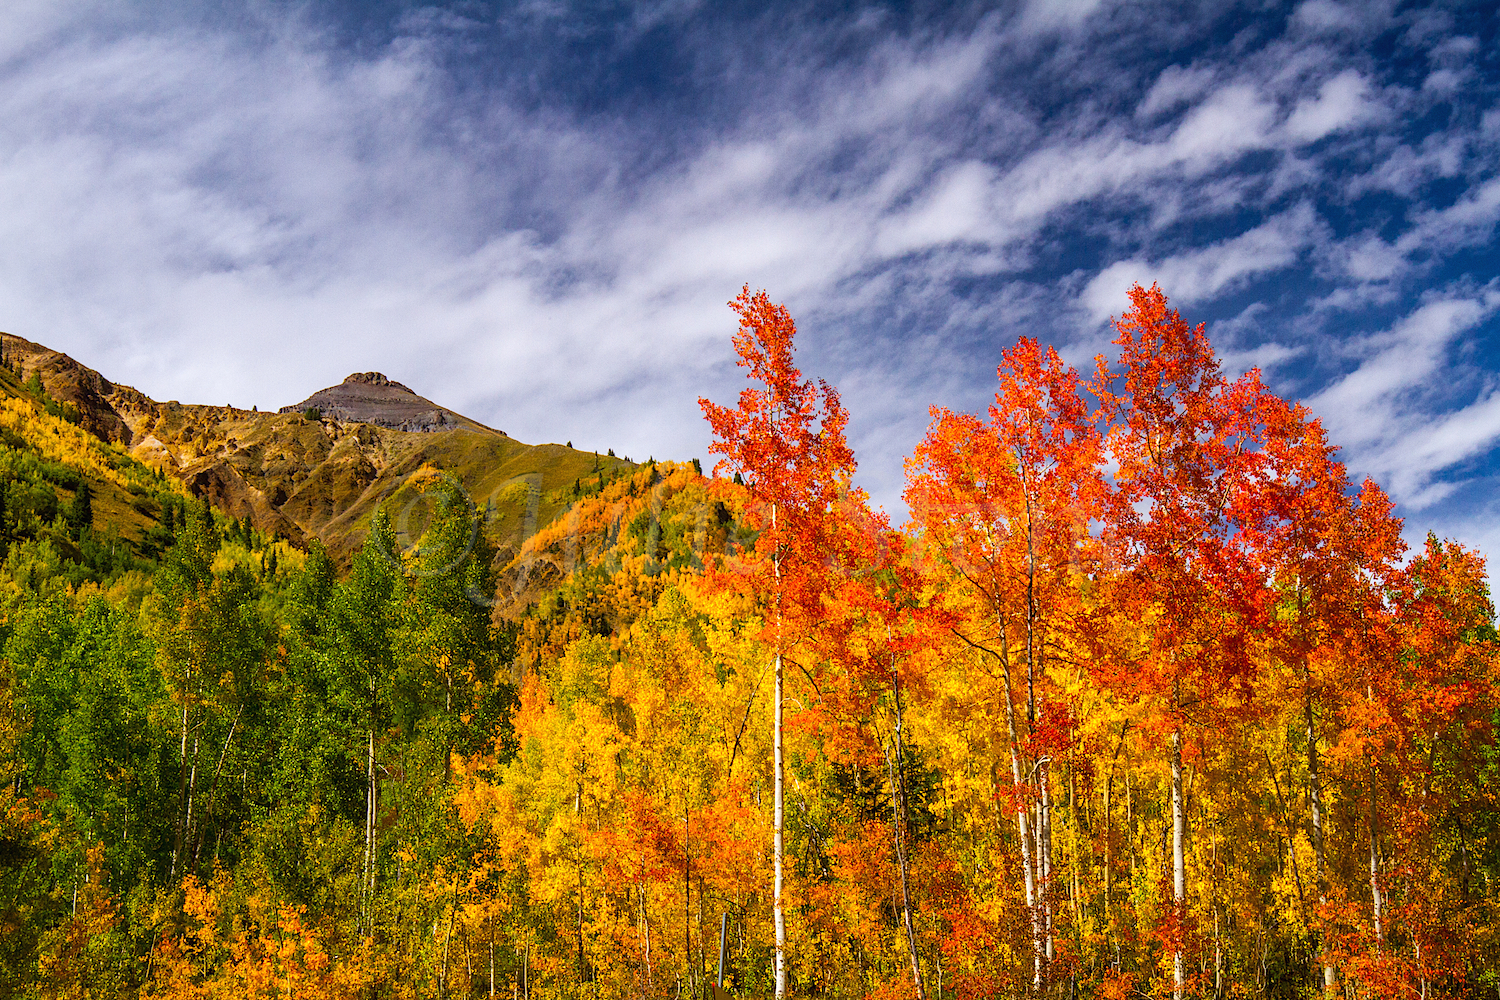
xmin=0 ymin=354 xmax=178 ymax=569
xmin=0 ymin=332 xmax=638 ymax=567
xmin=129 ymin=405 xmax=635 ymax=565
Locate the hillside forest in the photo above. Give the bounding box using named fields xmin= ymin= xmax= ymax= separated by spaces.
xmin=0 ymin=283 xmax=1496 ymax=999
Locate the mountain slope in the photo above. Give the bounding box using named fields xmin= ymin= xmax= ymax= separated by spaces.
xmin=0 ymin=357 xmax=185 ymax=595
xmin=0 ymin=333 xmax=637 ymax=571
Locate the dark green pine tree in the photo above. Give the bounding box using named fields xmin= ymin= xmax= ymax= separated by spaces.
xmin=65 ymin=481 xmax=92 ymax=537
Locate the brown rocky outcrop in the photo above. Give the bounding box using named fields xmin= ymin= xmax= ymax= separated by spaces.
xmin=0 ymin=333 xmax=131 ymax=444
xmin=179 ymin=463 xmax=308 ymax=546
xmin=0 ymin=333 xmax=619 ymax=581
xmin=278 ymin=372 xmax=502 ymax=435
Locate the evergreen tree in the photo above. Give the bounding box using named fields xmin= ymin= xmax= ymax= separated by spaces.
xmin=64 ymin=481 xmax=92 ymax=537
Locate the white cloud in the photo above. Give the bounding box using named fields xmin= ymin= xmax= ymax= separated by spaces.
xmin=1016 ymin=0 xmax=1107 ymax=35
xmin=1347 ymin=134 xmax=1466 ymax=198
xmin=1328 ymin=232 xmax=1407 ymax=282
xmin=1166 ymin=84 xmax=1279 ymax=168
xmin=1081 ymin=203 xmax=1321 ymax=323
xmin=1397 ymin=176 xmax=1500 ymax=255
xmin=1138 ymin=64 xmax=1217 ymax=119
xmin=899 ymin=81 xmax=1283 ymax=261
xmin=873 ymin=160 xmax=999 ymax=256
xmin=1423 ymin=68 xmax=1462 ymax=94
xmin=1429 ymin=35 xmax=1478 ymax=62
xmin=1308 ymin=295 xmax=1500 ymax=508
xmin=1284 ymin=69 xmax=1377 ymax=142
xmin=1291 ymin=0 xmax=1360 ymax=35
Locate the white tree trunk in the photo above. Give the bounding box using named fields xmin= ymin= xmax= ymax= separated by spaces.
xmin=773 ymin=649 xmax=786 ymax=999
xmin=1370 ymin=767 xmax=1383 ymax=947
xmin=1171 ymin=726 xmax=1185 ymax=1000
xmin=1307 ymin=689 xmax=1335 ymax=992
xmin=888 ymin=660 xmax=926 ymax=1000
xmin=772 ymin=497 xmax=787 ymax=1000
xmin=998 ymin=661 xmax=1042 ymax=991
xmin=364 ymin=726 xmax=376 ymax=931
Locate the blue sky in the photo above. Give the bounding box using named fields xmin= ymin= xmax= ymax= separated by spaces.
xmin=1 ymin=1 xmax=1497 ymax=564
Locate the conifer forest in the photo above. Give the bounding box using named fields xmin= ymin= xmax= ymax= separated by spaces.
xmin=1 ymin=283 xmax=1497 ymax=999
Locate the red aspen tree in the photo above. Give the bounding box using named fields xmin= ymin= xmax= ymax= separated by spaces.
xmin=906 ymin=337 xmax=1101 ymax=993
xmin=700 ymin=286 xmax=855 ymax=999
xmin=1091 ymin=284 xmax=1267 ymax=1000
xmin=1241 ymin=394 xmax=1406 ymax=993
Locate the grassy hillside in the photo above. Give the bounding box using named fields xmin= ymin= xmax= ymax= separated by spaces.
xmin=0 ymin=357 xmax=186 ymax=598
xmin=0 ymin=332 xmax=641 ymax=589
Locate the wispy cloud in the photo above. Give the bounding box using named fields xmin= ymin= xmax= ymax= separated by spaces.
xmin=1284 ymin=69 xmax=1380 ymax=143
xmin=1309 ymin=293 xmax=1500 ymax=509
xmin=0 ymin=0 xmax=1495 ymax=565
xmin=1082 ymin=203 xmax=1324 ymax=324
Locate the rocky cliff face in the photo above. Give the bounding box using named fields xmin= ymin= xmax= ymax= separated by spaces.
xmin=278 ymin=371 xmax=499 ymax=435
xmin=0 ymin=334 xmax=132 ymax=444
xmin=0 ymin=332 xmax=625 ymax=568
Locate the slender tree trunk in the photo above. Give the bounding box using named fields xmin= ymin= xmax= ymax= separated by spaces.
xmin=183 ymin=729 xmax=201 ymax=873
xmin=1069 ymin=762 xmax=1082 ymax=929
xmin=440 ymin=878 xmax=457 ymax=1000
xmin=364 ymin=724 xmax=376 ymax=931
xmin=171 ymin=701 xmax=191 ymax=878
xmin=1171 ymin=722 xmax=1186 ymax=1000
xmin=1213 ymin=905 xmax=1222 ymax=998
xmin=773 ymin=647 xmax=786 ymax=998
xmin=995 ymin=641 xmax=1043 ymax=992
xmin=1363 ymin=677 xmax=1384 ymax=951
xmin=888 ymin=657 xmax=926 ymax=1000
xmin=577 ymin=861 xmax=586 ymax=985
xmin=772 ymin=499 xmax=787 ymax=1000
xmin=1369 ymin=765 xmax=1382 ymax=947
xmin=1103 ymin=760 xmax=1112 ymax=927
xmin=1265 ymin=751 xmax=1307 ymax=910
xmin=1306 ymin=685 xmax=1335 ymax=992
xmin=1040 ymin=764 xmax=1054 ymax=963
xmin=1103 ymin=721 xmax=1127 ymax=941
xmin=685 ymin=803 xmax=692 ymax=996
xmin=195 ymin=703 xmax=244 ymax=870
xmin=1022 ymin=469 xmax=1038 ymax=733
xmin=643 ymin=884 xmax=655 ymax=990
xmin=1020 ymin=471 xmax=1055 ymax=971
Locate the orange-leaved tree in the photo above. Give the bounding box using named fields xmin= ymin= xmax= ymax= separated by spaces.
xmin=1239 ymin=389 xmax=1406 ymax=993
xmin=1090 ymin=283 xmax=1272 ymax=1000
xmin=906 ymin=336 xmax=1102 ymax=992
xmin=699 ymin=285 xmax=855 ymax=999
xmin=1336 ymin=534 xmax=1499 ymax=996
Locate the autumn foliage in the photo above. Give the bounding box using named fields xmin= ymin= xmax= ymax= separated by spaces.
xmin=0 ymin=282 xmax=1496 ymax=999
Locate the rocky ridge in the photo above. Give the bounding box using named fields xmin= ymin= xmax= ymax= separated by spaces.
xmin=0 ymin=333 xmax=626 ymax=568
xmin=278 ymin=372 xmax=498 ymax=435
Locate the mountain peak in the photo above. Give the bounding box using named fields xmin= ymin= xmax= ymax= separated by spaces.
xmin=342 ymin=371 xmax=412 ymax=392
xmin=279 ymin=374 xmax=498 ymax=435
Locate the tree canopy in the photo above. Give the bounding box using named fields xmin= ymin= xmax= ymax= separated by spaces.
xmin=0 ymin=283 xmax=1495 ymax=999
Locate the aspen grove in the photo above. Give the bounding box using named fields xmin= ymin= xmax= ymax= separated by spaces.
xmin=1 ymin=283 xmax=1496 ymax=999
